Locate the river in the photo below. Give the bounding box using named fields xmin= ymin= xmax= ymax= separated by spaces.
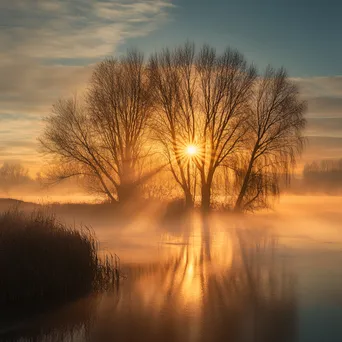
xmin=0 ymin=196 xmax=341 ymax=342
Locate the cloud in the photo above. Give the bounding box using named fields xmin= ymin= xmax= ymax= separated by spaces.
xmin=0 ymin=0 xmax=174 ymax=171
xmin=307 ymin=117 xmax=342 ymax=137
xmin=0 ymin=61 xmax=93 ymax=116
xmin=1 ymin=2 xmax=341 ymax=174
xmin=0 ymin=0 xmax=174 ymax=116
xmin=306 ymin=97 xmax=342 ymax=117
xmin=293 ymin=76 xmax=342 ymax=118
xmin=0 ymin=115 xmax=41 ymax=162
xmin=287 ymin=76 xmax=342 ymax=164
xmin=293 ymin=76 xmax=342 ymax=99
xmin=305 ymin=136 xmax=342 ymax=162
xmin=0 ymin=0 xmax=174 ymax=59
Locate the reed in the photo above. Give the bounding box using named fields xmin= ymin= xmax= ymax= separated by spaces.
xmin=0 ymin=208 xmax=119 ymax=306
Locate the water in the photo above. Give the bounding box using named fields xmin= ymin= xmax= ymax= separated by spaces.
xmin=1 ymin=196 xmax=342 ymax=342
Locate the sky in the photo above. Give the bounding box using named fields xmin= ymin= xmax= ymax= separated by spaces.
xmin=1 ymin=0 xmax=342 ymax=175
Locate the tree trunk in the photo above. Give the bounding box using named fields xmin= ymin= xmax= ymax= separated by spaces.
xmin=184 ymin=188 xmax=194 ymax=208
xmin=234 ymin=148 xmax=257 ymax=212
xmin=117 ymin=183 xmax=136 ymax=203
xmin=200 ymin=167 xmax=215 ymax=212
xmin=201 ymin=182 xmax=211 ymax=211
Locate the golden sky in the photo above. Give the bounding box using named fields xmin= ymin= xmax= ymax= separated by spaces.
xmin=1 ymin=1 xmax=342 ymax=176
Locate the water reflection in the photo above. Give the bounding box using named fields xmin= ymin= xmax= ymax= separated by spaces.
xmin=0 ymin=295 xmax=99 ymax=341
xmin=0 ymin=213 xmax=296 ymax=342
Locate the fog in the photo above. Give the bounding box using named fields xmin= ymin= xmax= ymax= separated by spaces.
xmin=1 ymin=194 xmax=342 ymax=341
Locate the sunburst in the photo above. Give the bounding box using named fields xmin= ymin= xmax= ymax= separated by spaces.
xmin=185 ymin=145 xmax=198 ymax=157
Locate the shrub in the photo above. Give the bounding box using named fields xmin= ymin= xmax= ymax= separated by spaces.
xmin=0 ymin=208 xmax=119 ymax=306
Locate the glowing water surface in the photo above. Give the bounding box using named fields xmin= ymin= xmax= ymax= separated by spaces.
xmin=0 ymin=196 xmax=342 ymax=342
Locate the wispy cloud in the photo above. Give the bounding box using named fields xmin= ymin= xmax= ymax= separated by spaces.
xmin=293 ymin=76 xmax=342 ymax=164
xmin=0 ymin=0 xmax=174 ymax=59
xmin=305 ymin=136 xmax=342 ymax=163
xmin=294 ymin=76 xmax=342 ymax=118
xmin=0 ymin=0 xmax=174 ymax=112
xmin=293 ymin=76 xmax=342 ymax=99
xmin=0 ymin=62 xmax=93 ymax=115
xmin=307 ymin=118 xmax=342 ymax=137
xmin=0 ymin=0 xmax=174 ymax=170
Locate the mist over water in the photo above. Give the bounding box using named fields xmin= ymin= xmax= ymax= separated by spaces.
xmin=2 ymin=0 xmax=342 ymax=340
xmin=1 ymin=195 xmax=342 ymax=342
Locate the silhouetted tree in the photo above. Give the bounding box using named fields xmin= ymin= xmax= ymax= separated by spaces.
xmin=233 ymin=67 xmax=306 ymax=212
xmin=149 ymin=43 xmax=256 ymax=209
xmin=40 ymin=44 xmax=306 ymax=210
xmin=149 ymin=43 xmax=198 ymax=207
xmin=195 ymin=45 xmax=256 ymax=210
xmin=40 ymin=50 xmax=154 ymax=202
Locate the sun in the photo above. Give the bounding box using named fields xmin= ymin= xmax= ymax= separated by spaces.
xmin=186 ymin=145 xmax=198 ymax=156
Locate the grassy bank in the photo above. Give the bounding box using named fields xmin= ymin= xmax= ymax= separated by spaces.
xmin=0 ymin=208 xmax=119 ymax=306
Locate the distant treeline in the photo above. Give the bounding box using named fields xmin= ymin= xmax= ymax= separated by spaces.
xmin=0 ymin=162 xmax=34 ymax=193
xmin=0 ymin=162 xmax=81 ymax=196
xmin=301 ymin=158 xmax=342 ymax=193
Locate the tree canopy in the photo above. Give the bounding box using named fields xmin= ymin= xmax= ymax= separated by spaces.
xmin=40 ymin=43 xmax=306 ymax=211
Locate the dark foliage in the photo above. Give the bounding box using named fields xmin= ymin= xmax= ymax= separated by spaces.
xmin=0 ymin=209 xmax=119 ymax=307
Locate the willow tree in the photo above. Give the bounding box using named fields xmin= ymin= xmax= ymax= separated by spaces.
xmin=233 ymin=67 xmax=306 ymax=212
xmin=195 ymin=45 xmax=257 ymax=210
xmin=149 ymin=43 xmax=256 ymax=209
xmin=40 ymin=50 xmax=154 ymax=202
xmin=149 ymin=43 xmax=198 ymax=207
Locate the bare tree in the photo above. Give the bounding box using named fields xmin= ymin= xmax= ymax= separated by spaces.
xmin=149 ymin=43 xmax=198 ymax=207
xmin=40 ymin=44 xmax=306 ymax=211
xmin=149 ymin=44 xmax=256 ymax=209
xmin=40 ymin=98 xmax=116 ymax=201
xmin=40 ymin=50 xmax=154 ymax=202
xmin=87 ymin=50 xmax=155 ymax=201
xmin=195 ymin=46 xmax=257 ymax=210
xmin=0 ymin=162 xmax=30 ymax=193
xmin=233 ymin=67 xmax=306 ymax=212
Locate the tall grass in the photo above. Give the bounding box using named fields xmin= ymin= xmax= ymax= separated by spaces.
xmin=0 ymin=208 xmax=119 ymax=306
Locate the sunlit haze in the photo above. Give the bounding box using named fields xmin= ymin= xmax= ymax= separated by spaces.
xmin=1 ymin=1 xmax=342 ymax=342
xmin=1 ymin=1 xmax=342 ymax=174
